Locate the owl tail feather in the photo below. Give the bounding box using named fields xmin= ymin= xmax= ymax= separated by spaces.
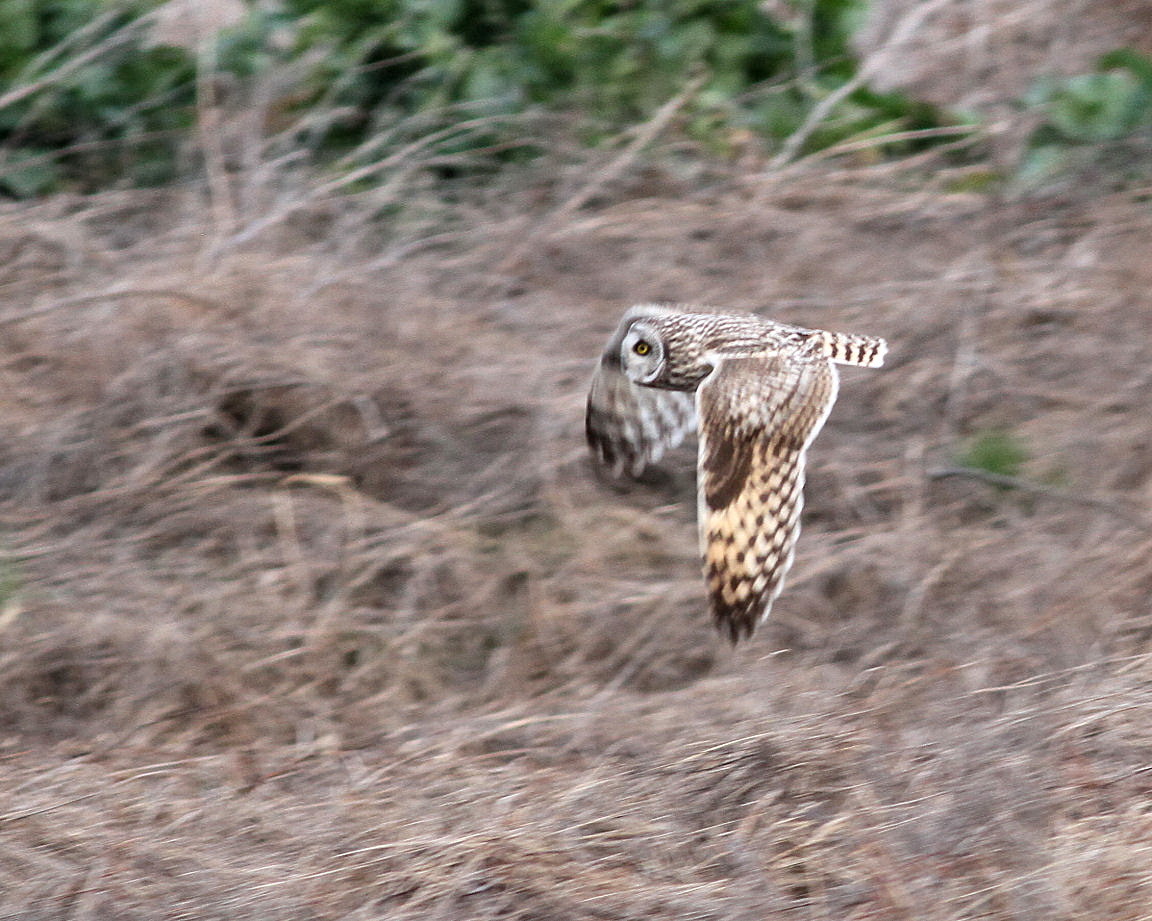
xmin=818 ymin=331 xmax=887 ymax=368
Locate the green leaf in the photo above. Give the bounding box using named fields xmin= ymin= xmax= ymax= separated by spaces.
xmin=958 ymin=431 xmax=1028 ymax=479
xmin=0 ymin=149 xmax=60 ymax=197
xmin=1015 ymin=142 xmax=1075 ymax=188
xmin=1098 ymin=47 xmax=1152 ymax=88
xmin=1046 ymin=72 xmax=1143 ymax=141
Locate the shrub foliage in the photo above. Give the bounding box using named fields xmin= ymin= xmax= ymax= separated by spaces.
xmin=0 ymin=0 xmax=196 ymax=195
xmin=0 ymin=0 xmax=948 ymax=196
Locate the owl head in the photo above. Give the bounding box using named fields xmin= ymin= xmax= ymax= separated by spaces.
xmin=611 ymin=306 xmax=714 ymax=390
xmin=619 ymin=319 xmax=667 ymax=385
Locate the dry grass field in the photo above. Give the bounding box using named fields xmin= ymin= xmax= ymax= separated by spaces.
xmin=2 ymin=2 xmax=1152 ymax=918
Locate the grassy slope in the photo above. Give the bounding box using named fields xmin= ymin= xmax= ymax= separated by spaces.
xmin=2 ymin=2 xmax=1152 ymax=918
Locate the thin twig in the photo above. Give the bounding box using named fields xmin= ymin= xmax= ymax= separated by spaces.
xmin=224 ymin=113 xmax=525 ymax=249
xmin=495 ymin=74 xmax=706 ymax=276
xmin=769 ymin=0 xmax=953 ymax=170
xmin=0 ymin=10 xmax=154 ymax=112
xmin=195 ymin=12 xmax=237 ymax=256
xmin=795 ymin=124 xmax=979 ymax=164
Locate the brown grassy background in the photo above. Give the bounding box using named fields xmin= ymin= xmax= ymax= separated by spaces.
xmin=2 ymin=2 xmax=1152 ymax=918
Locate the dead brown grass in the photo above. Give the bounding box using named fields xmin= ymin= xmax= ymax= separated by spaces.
xmin=3 ymin=4 xmax=1152 ymax=918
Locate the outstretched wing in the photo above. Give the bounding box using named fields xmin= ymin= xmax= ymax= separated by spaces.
xmin=696 ymin=353 xmax=839 ymax=642
xmin=586 ymin=358 xmax=696 ymax=477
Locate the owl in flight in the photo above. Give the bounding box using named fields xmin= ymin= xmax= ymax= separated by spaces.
xmin=586 ymin=304 xmax=887 ymax=643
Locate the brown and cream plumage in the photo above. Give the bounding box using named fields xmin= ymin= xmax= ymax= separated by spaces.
xmin=586 ymin=304 xmax=886 ymax=642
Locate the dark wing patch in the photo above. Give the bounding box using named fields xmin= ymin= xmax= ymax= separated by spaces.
xmin=700 ymin=422 xmax=753 ymax=510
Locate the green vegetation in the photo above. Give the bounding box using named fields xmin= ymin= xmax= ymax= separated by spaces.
xmin=0 ymin=0 xmax=197 ymax=195
xmin=0 ymin=0 xmax=952 ymax=197
xmin=1019 ymin=48 xmax=1152 ymax=187
xmin=957 ymin=430 xmax=1028 ymax=480
xmin=268 ymin=0 xmax=945 ymax=155
xmin=17 ymin=3 xmax=1152 ymax=199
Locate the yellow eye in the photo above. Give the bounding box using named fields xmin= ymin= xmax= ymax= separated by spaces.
xmin=633 ymin=340 xmax=651 ymax=356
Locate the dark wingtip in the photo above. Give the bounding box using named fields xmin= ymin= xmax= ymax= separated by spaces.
xmin=585 ymin=411 xmax=621 ymax=476
xmin=585 ymin=400 xmax=644 ymax=478
xmin=712 ymin=600 xmax=761 ymax=645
